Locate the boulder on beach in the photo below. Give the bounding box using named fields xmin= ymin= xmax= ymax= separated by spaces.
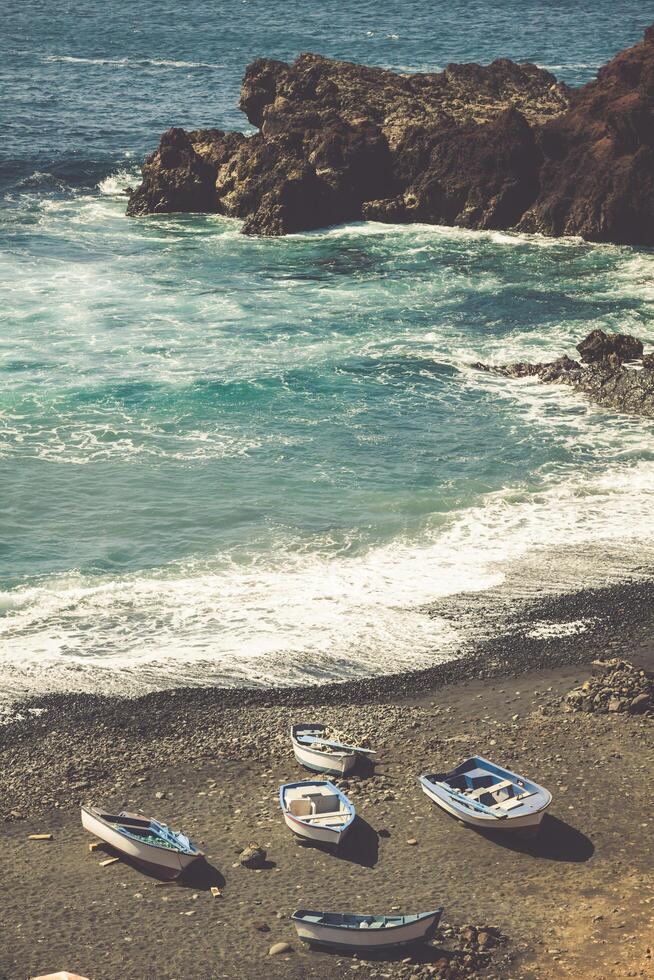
xmin=566 ymin=659 xmax=653 ymax=716
xmin=127 ymin=25 xmax=654 ymax=245
xmin=239 ymin=841 xmax=267 ymax=868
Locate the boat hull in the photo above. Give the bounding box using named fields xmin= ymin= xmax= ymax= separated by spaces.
xmin=81 ymin=807 xmax=199 ymax=879
xmin=293 ymin=912 xmax=442 ymax=950
xmin=282 ymin=809 xmax=351 ymax=846
xmin=291 ymin=739 xmax=357 ymax=776
xmin=420 ymin=781 xmax=549 ymax=833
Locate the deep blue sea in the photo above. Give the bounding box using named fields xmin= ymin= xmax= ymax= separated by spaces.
xmin=2 ymin=1 xmax=654 ymax=701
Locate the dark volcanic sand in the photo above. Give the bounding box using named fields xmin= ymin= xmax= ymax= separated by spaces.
xmin=2 ymin=580 xmax=654 ymax=980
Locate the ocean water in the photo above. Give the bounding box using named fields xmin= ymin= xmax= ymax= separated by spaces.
xmin=3 ymin=1 xmax=654 ymax=700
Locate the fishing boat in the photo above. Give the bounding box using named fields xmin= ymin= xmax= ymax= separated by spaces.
xmin=81 ymin=805 xmax=203 ymax=879
xmin=419 ymin=756 xmax=551 ymax=834
xmin=280 ymin=779 xmax=356 ymax=845
xmin=291 ymin=907 xmax=444 ymax=950
xmin=291 ymin=723 xmax=375 ymax=776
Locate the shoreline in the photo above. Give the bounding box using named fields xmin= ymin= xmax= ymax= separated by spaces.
xmin=4 ymin=573 xmax=654 ymax=735
xmin=2 ymin=576 xmax=653 ymax=979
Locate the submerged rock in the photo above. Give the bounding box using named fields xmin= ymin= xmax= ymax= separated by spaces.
xmin=475 ymin=332 xmax=654 ymax=419
xmin=127 ymin=26 xmax=654 ymax=244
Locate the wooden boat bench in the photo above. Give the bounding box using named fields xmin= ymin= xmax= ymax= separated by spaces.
xmin=465 ymin=779 xmax=513 ymax=800
xmin=303 ymin=811 xmax=347 ymax=824
xmin=491 ymin=790 xmax=535 ymax=811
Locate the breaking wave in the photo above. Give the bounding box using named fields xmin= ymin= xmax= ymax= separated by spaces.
xmin=43 ymin=54 xmax=224 ymax=69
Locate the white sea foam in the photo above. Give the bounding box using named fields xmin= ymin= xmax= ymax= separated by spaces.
xmin=526 ymin=618 xmax=597 ymax=639
xmin=2 ymin=455 xmax=654 ymax=700
xmin=43 ymin=55 xmax=224 ymax=69
xmin=536 ymin=63 xmax=600 ymax=72
xmin=97 ymin=168 xmax=142 ymax=196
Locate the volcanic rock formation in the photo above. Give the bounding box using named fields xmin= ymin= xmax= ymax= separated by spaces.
xmin=474 ymin=330 xmax=654 ymax=418
xmin=127 ymin=26 xmax=654 ymax=244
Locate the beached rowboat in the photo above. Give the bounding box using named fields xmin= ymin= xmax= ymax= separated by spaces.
xmin=280 ymin=779 xmax=355 ymax=846
xmin=81 ymin=805 xmax=203 ymax=879
xmin=291 ymin=907 xmax=444 ymax=950
xmin=291 ymin=723 xmax=375 ymax=776
xmin=419 ymin=755 xmax=551 ymax=834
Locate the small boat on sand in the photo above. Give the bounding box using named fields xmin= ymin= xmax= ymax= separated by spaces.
xmin=419 ymin=755 xmax=551 ymax=834
xmin=81 ymin=805 xmax=203 ymax=879
xmin=291 ymin=907 xmax=444 ymax=950
xmin=280 ymin=779 xmax=356 ymax=846
xmin=291 ymin=723 xmax=375 ymax=776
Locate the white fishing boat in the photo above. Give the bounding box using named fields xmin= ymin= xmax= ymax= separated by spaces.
xmin=280 ymin=779 xmax=356 ymax=846
xmin=291 ymin=723 xmax=375 ymax=776
xmin=81 ymin=805 xmax=203 ymax=879
xmin=292 ymin=907 xmax=444 ymax=950
xmin=419 ymin=755 xmax=552 ymax=834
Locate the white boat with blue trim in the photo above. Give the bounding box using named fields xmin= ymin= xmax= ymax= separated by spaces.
xmin=291 ymin=723 xmax=375 ymax=776
xmin=419 ymin=756 xmax=551 ymax=834
xmin=291 ymin=907 xmax=444 ymax=950
xmin=81 ymin=805 xmax=203 ymax=879
xmin=280 ymin=779 xmax=356 ymax=845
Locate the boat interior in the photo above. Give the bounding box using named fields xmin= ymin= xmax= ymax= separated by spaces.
xmin=94 ymin=809 xmax=150 ymax=827
xmin=90 ymin=808 xmax=196 ymax=852
xmin=285 ymin=785 xmax=350 ymax=824
xmin=294 ymin=726 xmax=341 ymax=754
xmin=438 ymin=766 xmax=535 ymax=812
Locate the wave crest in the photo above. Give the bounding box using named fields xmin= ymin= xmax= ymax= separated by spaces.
xmin=43 ymin=54 xmax=224 ymax=70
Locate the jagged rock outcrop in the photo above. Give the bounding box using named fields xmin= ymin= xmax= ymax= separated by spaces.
xmin=127 ymin=53 xmax=568 ymax=233
xmin=127 ymin=27 xmax=654 ymax=243
xmin=474 ymin=330 xmax=654 ymax=418
xmin=576 ymin=328 xmax=643 ymax=363
xmin=519 ymin=26 xmax=654 ymax=243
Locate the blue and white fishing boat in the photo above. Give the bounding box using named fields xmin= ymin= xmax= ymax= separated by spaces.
xmin=280 ymin=779 xmax=356 ymax=846
xmin=291 ymin=723 xmax=375 ymax=776
xmin=81 ymin=805 xmax=203 ymax=879
xmin=419 ymin=756 xmax=551 ymax=834
xmin=291 ymin=907 xmax=444 ymax=950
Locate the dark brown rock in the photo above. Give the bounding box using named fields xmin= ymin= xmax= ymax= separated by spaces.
xmin=368 ymin=107 xmax=543 ymax=230
xmin=127 ymin=27 xmax=654 ymax=244
xmin=576 ymin=329 xmax=644 ymax=363
xmin=629 ymin=692 xmax=652 ymax=714
xmin=127 ymin=52 xmax=567 ymax=235
xmin=125 ymin=128 xmax=212 ymax=216
xmin=519 ymin=28 xmax=654 ymax=243
xmin=475 ymin=335 xmax=654 ymax=419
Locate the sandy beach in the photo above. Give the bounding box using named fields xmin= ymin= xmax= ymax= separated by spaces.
xmin=2 ymin=580 xmax=653 ymax=980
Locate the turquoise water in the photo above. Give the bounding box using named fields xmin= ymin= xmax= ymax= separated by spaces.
xmin=2 ymin=2 xmax=654 ymax=698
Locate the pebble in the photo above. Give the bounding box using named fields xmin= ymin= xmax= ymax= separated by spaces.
xmin=268 ymin=942 xmax=292 ymax=955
